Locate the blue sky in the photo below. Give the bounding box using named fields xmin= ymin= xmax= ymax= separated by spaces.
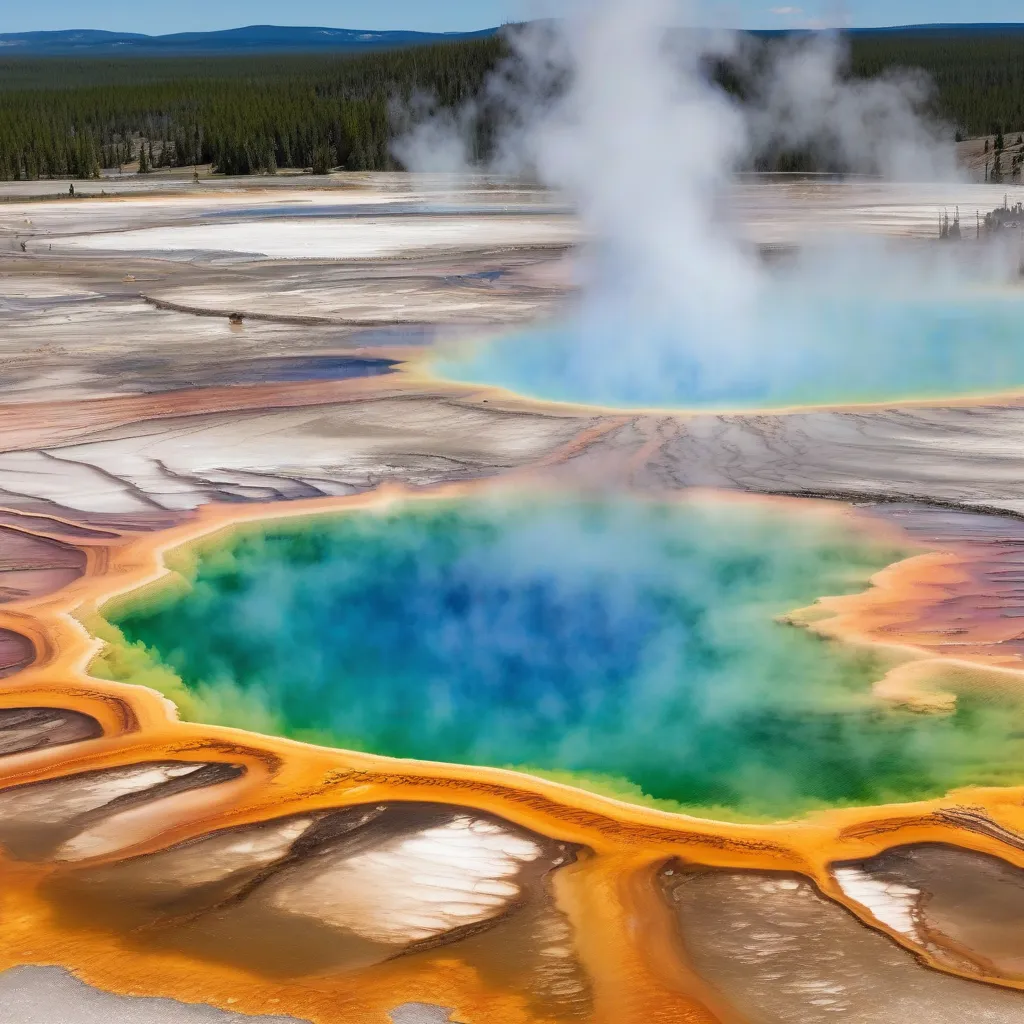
xmin=5 ymin=0 xmax=1022 ymax=36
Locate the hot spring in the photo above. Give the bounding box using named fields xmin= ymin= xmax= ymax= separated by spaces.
xmin=433 ymin=288 xmax=1024 ymax=411
xmin=97 ymin=492 xmax=1024 ymax=821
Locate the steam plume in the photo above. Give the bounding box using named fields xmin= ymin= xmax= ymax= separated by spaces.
xmin=397 ymin=2 xmax=1020 ymax=410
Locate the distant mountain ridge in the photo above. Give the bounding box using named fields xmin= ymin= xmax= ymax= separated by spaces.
xmin=0 ymin=24 xmax=500 ymax=56
xmin=3 ymin=21 xmax=1024 ymax=58
xmin=849 ymin=22 xmax=1024 ymax=31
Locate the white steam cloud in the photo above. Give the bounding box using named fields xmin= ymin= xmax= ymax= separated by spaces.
xmin=740 ymin=33 xmax=957 ymax=181
xmin=395 ymin=0 xmax=1019 ymax=410
xmin=395 ymin=1 xmax=957 ymax=182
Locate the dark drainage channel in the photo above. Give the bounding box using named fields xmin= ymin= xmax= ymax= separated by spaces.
xmin=212 ymin=355 xmax=399 ymax=385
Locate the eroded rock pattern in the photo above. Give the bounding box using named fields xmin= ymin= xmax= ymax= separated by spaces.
xmin=44 ymin=802 xmax=591 ymax=1019
xmin=0 ymin=965 xmax=311 ymax=1024
xmin=834 ymin=843 xmax=1024 ymax=981
xmin=0 ymin=761 xmax=245 ymax=861
xmin=662 ymin=865 xmax=1024 ymax=1023
xmin=0 ymin=630 xmax=34 ymax=678
xmin=0 ymin=707 xmax=102 ymax=757
xmin=0 ymin=526 xmax=85 ymax=600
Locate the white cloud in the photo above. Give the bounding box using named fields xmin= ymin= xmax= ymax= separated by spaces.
xmin=770 ymin=6 xmax=803 ymax=14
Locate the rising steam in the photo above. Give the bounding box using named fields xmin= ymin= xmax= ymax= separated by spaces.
xmin=396 ymin=1 xmax=1023 ymax=410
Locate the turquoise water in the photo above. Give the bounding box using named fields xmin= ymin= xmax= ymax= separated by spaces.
xmin=434 ymin=292 xmax=1024 ymax=410
xmin=102 ymin=495 xmax=1024 ymax=820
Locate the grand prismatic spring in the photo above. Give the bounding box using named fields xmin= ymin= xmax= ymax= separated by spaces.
xmin=97 ymin=492 xmax=1024 ymax=820
xmin=436 ymin=288 xmax=1024 ymax=411
xmin=9 ymin=12 xmax=1024 ymax=1024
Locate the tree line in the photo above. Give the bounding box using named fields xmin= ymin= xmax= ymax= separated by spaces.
xmin=0 ymin=38 xmax=503 ymax=180
xmin=1 ymin=27 xmax=1024 ymax=181
xmin=848 ymin=28 xmax=1024 ymax=141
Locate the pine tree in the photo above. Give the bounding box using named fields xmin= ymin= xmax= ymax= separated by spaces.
xmin=311 ymin=142 xmax=333 ymax=175
xmin=138 ymin=139 xmax=150 ymax=173
xmin=7 ymin=30 xmax=1024 ymax=183
xmin=992 ymin=151 xmax=1004 ymax=183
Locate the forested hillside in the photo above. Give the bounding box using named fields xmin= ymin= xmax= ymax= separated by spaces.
xmin=848 ymin=27 xmax=1024 ymax=143
xmin=0 ymin=38 xmax=504 ymax=179
xmin=1 ymin=26 xmax=1023 ymax=181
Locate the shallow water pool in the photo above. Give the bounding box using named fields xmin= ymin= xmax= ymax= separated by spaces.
xmin=100 ymin=494 xmax=1024 ymax=820
xmin=435 ymin=291 xmax=1024 ymax=411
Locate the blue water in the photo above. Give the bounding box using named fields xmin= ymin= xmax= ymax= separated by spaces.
xmin=210 ymin=355 xmax=396 ymax=385
xmin=435 ymin=291 xmax=1024 ymax=410
xmin=202 ymin=204 xmax=568 ymax=220
xmin=102 ymin=494 xmax=1024 ymax=820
